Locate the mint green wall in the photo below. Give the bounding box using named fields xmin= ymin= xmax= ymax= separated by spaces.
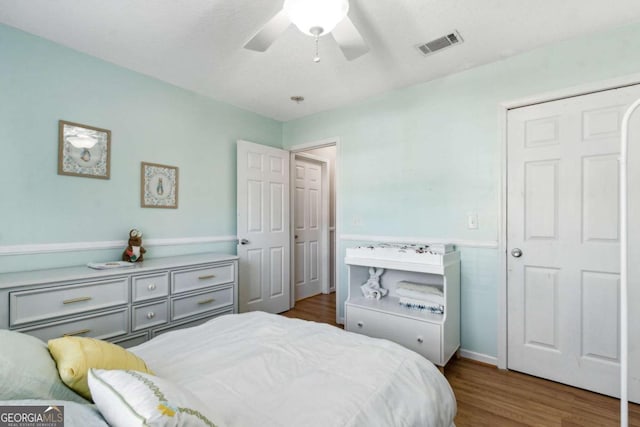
xmin=4 ymin=19 xmax=640 ymax=358
xmin=0 ymin=24 xmax=282 ymax=273
xmin=283 ymin=23 xmax=640 ymax=357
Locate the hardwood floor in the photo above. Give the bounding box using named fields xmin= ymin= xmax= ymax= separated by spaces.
xmin=281 ymin=292 xmax=341 ymax=327
xmin=281 ymin=293 xmax=640 ymax=426
xmin=447 ymin=358 xmax=640 ymax=426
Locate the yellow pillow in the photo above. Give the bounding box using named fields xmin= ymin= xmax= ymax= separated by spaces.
xmin=48 ymin=336 xmax=153 ymax=400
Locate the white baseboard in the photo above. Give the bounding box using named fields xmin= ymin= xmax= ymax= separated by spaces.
xmin=339 ymin=234 xmax=498 ymax=249
xmin=0 ymin=235 xmax=237 ymax=256
xmin=459 ymin=348 xmax=498 ymax=366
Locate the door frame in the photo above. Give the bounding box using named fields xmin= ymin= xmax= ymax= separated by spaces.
xmin=290 ymin=151 xmax=330 ymax=304
xmin=289 ymin=138 xmax=341 ymax=323
xmin=497 ymin=72 xmax=640 ymax=369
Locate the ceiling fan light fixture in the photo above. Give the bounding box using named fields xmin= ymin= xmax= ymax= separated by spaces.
xmin=283 ymin=0 xmax=349 ymax=37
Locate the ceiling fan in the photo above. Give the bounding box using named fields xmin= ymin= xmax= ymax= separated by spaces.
xmin=244 ymin=0 xmax=369 ymax=62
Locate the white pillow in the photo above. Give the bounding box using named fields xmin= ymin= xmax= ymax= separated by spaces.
xmin=88 ymin=369 xmax=220 ymax=427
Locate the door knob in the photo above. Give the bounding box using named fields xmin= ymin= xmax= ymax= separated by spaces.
xmin=511 ymin=248 xmax=523 ymax=258
xmin=240 ymin=239 xmax=249 ymax=245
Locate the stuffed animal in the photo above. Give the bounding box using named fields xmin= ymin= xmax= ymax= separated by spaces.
xmin=360 ymin=267 xmax=387 ymax=300
xmin=122 ymin=229 xmax=146 ymax=262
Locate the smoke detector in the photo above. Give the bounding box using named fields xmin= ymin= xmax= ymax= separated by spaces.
xmin=416 ymin=31 xmax=463 ymax=56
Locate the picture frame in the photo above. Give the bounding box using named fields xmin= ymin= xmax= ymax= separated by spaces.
xmin=141 ymin=162 xmax=179 ymax=209
xmin=58 ymin=120 xmax=111 ymax=179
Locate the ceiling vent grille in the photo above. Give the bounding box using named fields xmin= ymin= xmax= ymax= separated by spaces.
xmin=416 ymin=31 xmax=463 ymax=56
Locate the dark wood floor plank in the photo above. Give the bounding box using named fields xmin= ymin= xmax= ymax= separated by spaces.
xmin=280 ymin=293 xmax=341 ymax=327
xmin=280 ymin=294 xmax=639 ymax=426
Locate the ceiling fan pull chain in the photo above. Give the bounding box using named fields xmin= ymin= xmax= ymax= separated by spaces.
xmin=313 ymin=35 xmax=321 ymax=63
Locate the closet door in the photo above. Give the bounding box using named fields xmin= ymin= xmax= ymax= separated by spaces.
xmin=507 ymin=84 xmax=640 ymax=400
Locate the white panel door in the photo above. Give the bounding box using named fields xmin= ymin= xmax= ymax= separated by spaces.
xmin=293 ymin=157 xmax=323 ymax=300
xmin=507 ymin=84 xmax=640 ymax=400
xmin=237 ymin=140 xmax=290 ymax=313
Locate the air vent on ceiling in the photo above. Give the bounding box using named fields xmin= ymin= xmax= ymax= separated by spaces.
xmin=416 ymin=31 xmax=463 ymax=56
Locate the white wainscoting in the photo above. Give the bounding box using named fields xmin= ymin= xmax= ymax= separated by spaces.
xmin=0 ymin=236 xmax=237 ymax=256
xmin=339 ymin=234 xmax=498 ymax=249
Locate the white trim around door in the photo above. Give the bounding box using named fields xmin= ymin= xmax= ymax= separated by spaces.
xmin=497 ymin=72 xmax=640 ymax=370
xmin=290 ymin=152 xmax=331 ymax=305
xmin=290 ymin=138 xmax=341 ymax=324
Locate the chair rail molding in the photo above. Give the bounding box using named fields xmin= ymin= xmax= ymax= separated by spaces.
xmin=339 ymin=234 xmax=498 ymax=249
xmin=0 ymin=236 xmax=238 ymax=256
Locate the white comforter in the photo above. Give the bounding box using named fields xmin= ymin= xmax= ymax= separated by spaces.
xmin=132 ymin=312 xmax=456 ymax=427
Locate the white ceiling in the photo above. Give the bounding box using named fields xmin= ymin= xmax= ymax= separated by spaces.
xmin=2 ymin=1 xmax=640 ymax=121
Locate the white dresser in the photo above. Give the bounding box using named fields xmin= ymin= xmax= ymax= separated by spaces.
xmin=0 ymin=253 xmax=238 ymax=347
xmin=344 ymin=246 xmax=460 ymax=368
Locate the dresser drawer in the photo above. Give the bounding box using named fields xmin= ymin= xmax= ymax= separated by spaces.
xmin=110 ymin=332 xmax=148 ymax=349
xmin=171 ymin=286 xmax=233 ymax=321
xmin=132 ymin=272 xmax=169 ymax=303
xmin=171 ymin=263 xmax=234 ymax=294
xmin=15 ymin=308 xmax=129 ymax=342
xmin=132 ymin=300 xmax=169 ymax=332
xmin=346 ymin=305 xmax=442 ymax=364
xmin=10 ymin=277 xmax=129 ymax=326
xmin=152 ymin=309 xmax=233 ymax=338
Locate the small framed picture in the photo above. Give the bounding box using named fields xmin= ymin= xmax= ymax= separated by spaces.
xmin=141 ymin=162 xmax=179 ymax=209
xmin=58 ymin=120 xmax=111 ymax=179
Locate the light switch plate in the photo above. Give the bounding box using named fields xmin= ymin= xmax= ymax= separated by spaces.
xmin=467 ymin=212 xmax=478 ymax=229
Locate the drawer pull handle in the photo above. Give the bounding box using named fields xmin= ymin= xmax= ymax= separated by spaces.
xmin=198 ymin=298 xmax=215 ymax=305
xmin=417 ymin=337 xmax=424 ymax=344
xmin=63 ymin=296 xmax=92 ymax=305
xmin=198 ymin=274 xmax=215 ymax=280
xmin=63 ymin=328 xmax=91 ymax=337
xmin=146 ymin=312 xmax=155 ymax=319
xmin=357 ymin=321 xmax=364 ymax=328
xmin=148 ymin=283 xmax=157 ymax=291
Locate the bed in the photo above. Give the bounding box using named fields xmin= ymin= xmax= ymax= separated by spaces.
xmin=1 ymin=312 xmax=456 ymax=426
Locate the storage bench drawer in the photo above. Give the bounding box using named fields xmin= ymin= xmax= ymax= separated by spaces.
xmin=171 ymin=286 xmax=233 ymax=321
xmin=15 ymin=308 xmax=129 ymax=342
xmin=10 ymin=277 xmax=129 ymax=326
xmin=171 ymin=263 xmax=234 ymax=294
xmin=132 ymin=300 xmax=169 ymax=331
xmin=345 ymin=304 xmax=442 ymax=364
xmin=132 ymin=272 xmax=169 ymax=303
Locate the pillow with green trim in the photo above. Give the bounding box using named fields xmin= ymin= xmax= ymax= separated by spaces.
xmin=87 ymin=369 xmax=221 ymax=427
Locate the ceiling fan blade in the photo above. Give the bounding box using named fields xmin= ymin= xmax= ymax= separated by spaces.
xmin=244 ymin=9 xmax=291 ymax=52
xmin=332 ymin=16 xmax=369 ymax=61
